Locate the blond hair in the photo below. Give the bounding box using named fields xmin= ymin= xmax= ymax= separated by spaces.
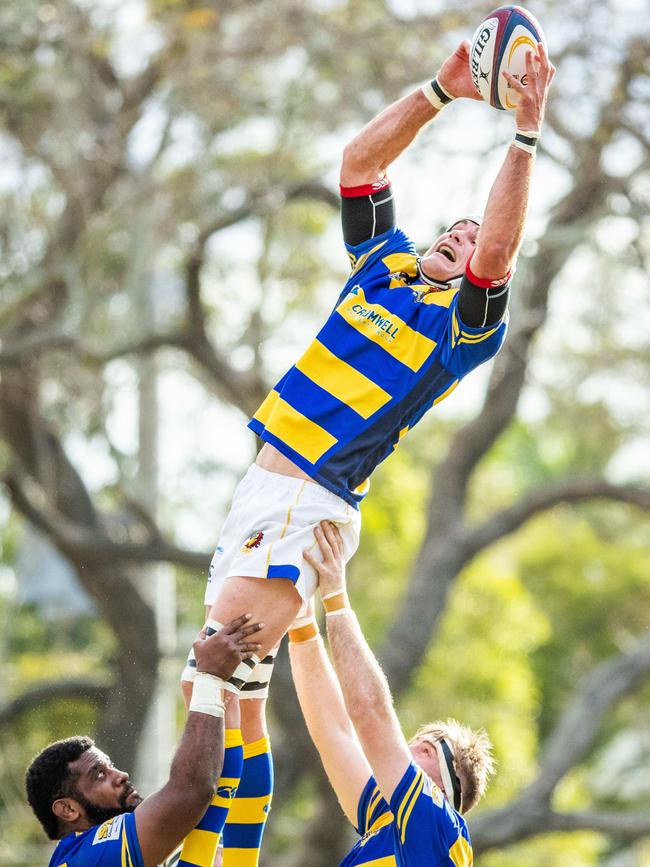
xmin=409 ymin=718 xmax=495 ymax=814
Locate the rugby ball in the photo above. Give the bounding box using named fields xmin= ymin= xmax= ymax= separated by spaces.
xmin=469 ymin=6 xmax=546 ymax=110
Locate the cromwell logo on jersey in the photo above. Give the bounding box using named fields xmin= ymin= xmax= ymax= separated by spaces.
xmin=348 ymin=287 xmax=399 ymax=339
xmin=350 ymin=303 xmax=399 ymax=338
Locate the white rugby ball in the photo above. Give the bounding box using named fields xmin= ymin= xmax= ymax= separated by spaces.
xmin=469 ymin=5 xmax=546 ymax=110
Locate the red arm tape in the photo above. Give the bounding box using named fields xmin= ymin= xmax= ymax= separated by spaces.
xmin=340 ymin=178 xmax=392 ymax=198
xmin=466 ymin=254 xmax=511 ymax=289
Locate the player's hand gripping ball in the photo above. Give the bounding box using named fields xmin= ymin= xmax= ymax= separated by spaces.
xmin=470 ymin=5 xmax=546 ymax=110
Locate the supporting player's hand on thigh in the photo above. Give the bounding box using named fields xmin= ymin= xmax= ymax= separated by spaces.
xmin=304 ymin=521 xmax=346 ymax=598
xmin=193 ymin=613 xmax=263 ymax=680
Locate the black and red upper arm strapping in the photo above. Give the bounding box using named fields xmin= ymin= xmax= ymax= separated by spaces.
xmin=457 ymin=255 xmax=512 ymax=328
xmin=340 ymin=179 xmax=395 ymax=247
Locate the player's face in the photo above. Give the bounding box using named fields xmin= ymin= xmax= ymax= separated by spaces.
xmin=67 ymin=747 xmax=142 ymax=824
xmin=420 ymin=220 xmax=479 ymax=283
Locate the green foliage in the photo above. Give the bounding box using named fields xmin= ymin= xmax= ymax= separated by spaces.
xmin=7 ymin=605 xmax=113 ymax=657
xmin=479 ymin=832 xmax=606 ymax=867
xmin=401 ymin=560 xmax=549 ymax=803
xmin=514 ymin=509 xmax=650 ymax=744
xmin=349 ymin=419 xmax=454 ymax=642
xmin=0 ymin=599 xmax=108 ymax=864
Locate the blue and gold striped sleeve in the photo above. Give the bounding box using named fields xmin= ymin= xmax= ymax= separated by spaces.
xmin=345 ymin=227 xmax=415 ymax=280
xmin=389 ymin=763 xmax=473 ymax=865
xmin=355 ymin=776 xmax=391 ymax=836
xmin=440 ymin=295 xmax=508 ymax=378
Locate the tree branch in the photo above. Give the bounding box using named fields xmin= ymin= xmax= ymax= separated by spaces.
xmin=4 ymin=471 xmax=211 ymax=571
xmin=534 ymin=631 xmax=650 ymax=798
xmin=0 ymin=331 xmax=77 ymax=365
xmin=0 ymin=330 xmax=187 ymax=369
xmin=472 ymin=630 xmax=650 ymax=851
xmin=178 ymin=177 xmax=339 ymax=413
xmin=382 ymin=473 xmax=650 ymax=698
xmin=465 ymin=478 xmax=650 ymax=559
xmin=548 ymin=809 xmax=650 ymax=840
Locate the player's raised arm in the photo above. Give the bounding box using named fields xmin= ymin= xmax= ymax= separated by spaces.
xmin=340 ymin=40 xmax=481 ymax=188
xmin=469 ymin=42 xmax=555 ymax=284
xmin=135 ymin=615 xmax=262 ymax=867
xmin=304 ymin=524 xmax=413 ymax=802
xmin=288 ymin=601 xmax=372 ymax=825
xmin=340 ymin=41 xmax=482 ymax=251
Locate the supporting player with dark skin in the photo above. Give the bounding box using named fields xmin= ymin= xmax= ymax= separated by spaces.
xmin=29 ymin=615 xmax=262 ymax=867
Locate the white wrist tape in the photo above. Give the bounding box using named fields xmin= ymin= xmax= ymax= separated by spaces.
xmin=189 ymin=671 xmax=225 ymax=717
xmin=512 ymin=129 xmax=540 ymax=155
xmin=325 ymin=608 xmax=353 ymax=618
xmin=421 ymin=77 xmax=455 ymax=112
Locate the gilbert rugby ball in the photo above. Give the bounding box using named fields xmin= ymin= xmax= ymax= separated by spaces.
xmin=470 ymin=6 xmax=546 ymax=110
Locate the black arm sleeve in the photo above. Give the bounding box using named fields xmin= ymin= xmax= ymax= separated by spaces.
xmin=341 ymin=185 xmax=396 ymax=247
xmin=457 ymin=273 xmax=510 ymax=327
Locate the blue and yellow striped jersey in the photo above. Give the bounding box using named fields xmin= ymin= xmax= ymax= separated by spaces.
xmin=48 ymin=813 xmax=144 ymax=867
xmin=340 ymin=764 xmax=473 ymax=866
xmin=249 ymin=226 xmax=508 ymax=506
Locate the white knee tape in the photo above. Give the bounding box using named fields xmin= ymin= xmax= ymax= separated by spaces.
xmin=204 ymin=618 xmax=224 ymax=635
xmin=181 ymin=644 xmax=197 ymax=683
xmin=222 ymin=654 xmax=261 ymax=694
xmin=239 ymin=643 xmax=280 ymax=700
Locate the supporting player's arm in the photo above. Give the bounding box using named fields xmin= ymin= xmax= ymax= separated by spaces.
xmin=340 ymin=40 xmax=481 ymax=188
xmin=135 ymin=615 xmax=262 ymax=867
xmin=289 ymin=601 xmax=372 ymax=825
xmin=470 ymin=42 xmax=555 ymax=282
xmin=304 ymin=524 xmax=413 ymax=802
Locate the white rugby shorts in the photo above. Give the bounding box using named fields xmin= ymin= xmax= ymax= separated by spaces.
xmin=204 ymin=464 xmax=361 ymax=606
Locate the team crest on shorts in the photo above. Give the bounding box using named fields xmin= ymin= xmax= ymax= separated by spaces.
xmin=241 ymin=531 xmax=264 ymax=552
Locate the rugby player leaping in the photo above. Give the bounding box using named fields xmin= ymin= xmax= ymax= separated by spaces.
xmin=181 ymin=38 xmax=554 ymax=865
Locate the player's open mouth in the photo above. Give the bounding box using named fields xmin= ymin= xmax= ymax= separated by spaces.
xmin=437 ymin=244 xmax=456 ymax=262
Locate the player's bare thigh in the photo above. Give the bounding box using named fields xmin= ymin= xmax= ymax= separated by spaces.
xmin=209 ymin=575 xmax=301 ymax=658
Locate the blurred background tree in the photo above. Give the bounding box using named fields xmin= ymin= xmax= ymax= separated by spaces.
xmin=0 ymin=0 xmax=649 ymax=864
